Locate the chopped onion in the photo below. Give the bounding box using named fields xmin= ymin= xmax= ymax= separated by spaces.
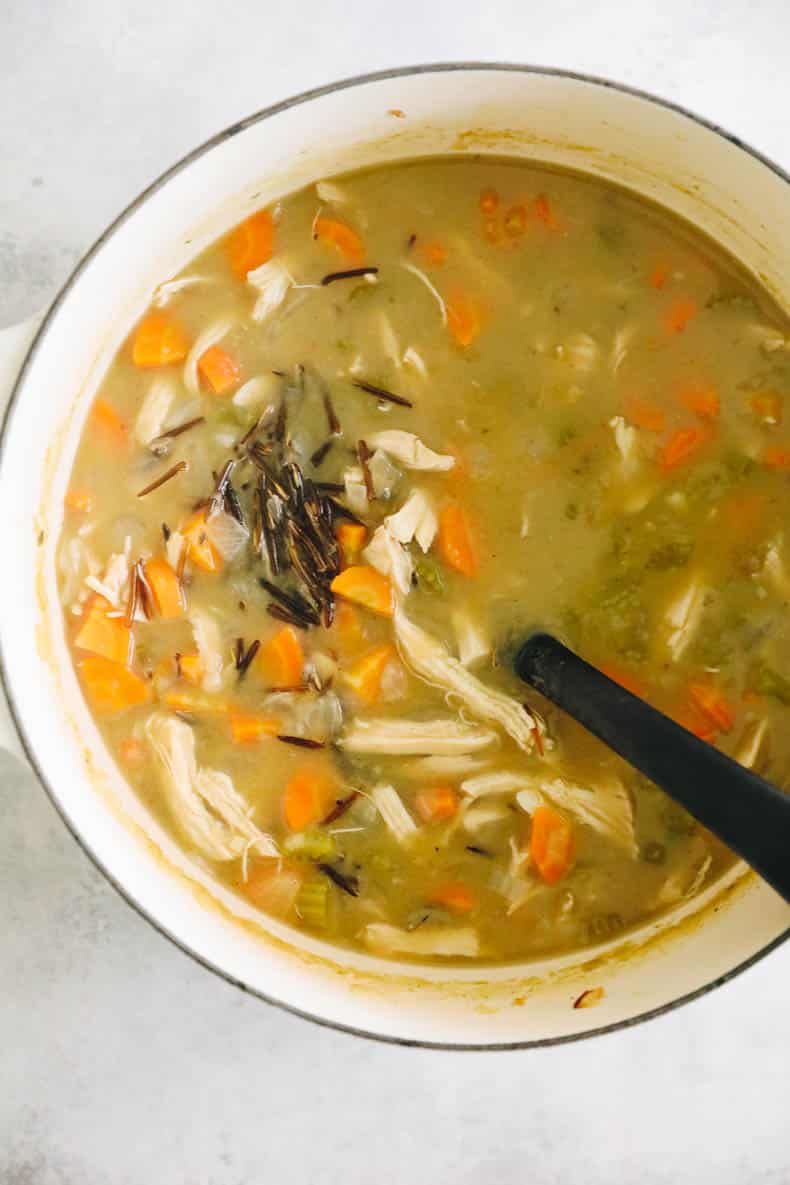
xmin=367 ymin=429 xmax=455 ymax=472
xmin=363 ymin=922 xmax=479 ymax=958
xmin=233 ymin=373 xmax=281 ymax=410
xmin=362 ymin=524 xmax=413 ymax=598
xmin=247 ymin=259 xmax=293 ymax=322
xmin=134 ymin=377 xmax=177 ymax=446
xmin=367 ymin=449 xmax=401 ymax=499
xmin=205 ymin=510 xmax=249 ymax=562
xmin=385 ymin=488 xmax=437 ymax=553
xmin=451 ymin=609 xmax=490 ymax=667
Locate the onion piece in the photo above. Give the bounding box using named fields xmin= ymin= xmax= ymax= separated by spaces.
xmin=363 ymin=922 xmax=479 ymax=958
xmin=247 ymin=259 xmax=293 ymax=323
xmin=134 ymin=377 xmax=177 ymax=446
xmin=367 ymin=429 xmax=455 ymax=472
xmin=204 ymin=510 xmax=249 ymax=562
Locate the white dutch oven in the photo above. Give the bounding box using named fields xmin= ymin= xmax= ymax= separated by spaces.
xmin=1 ymin=64 xmax=788 ymax=1048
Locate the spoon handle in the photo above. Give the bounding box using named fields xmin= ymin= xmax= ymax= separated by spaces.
xmin=515 ymin=632 xmax=790 ymax=905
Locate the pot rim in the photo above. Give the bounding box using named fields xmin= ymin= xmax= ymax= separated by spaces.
xmin=2 ymin=60 xmax=788 ymax=1050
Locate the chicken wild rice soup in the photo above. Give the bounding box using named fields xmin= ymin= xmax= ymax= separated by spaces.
xmin=58 ymin=158 xmax=790 ymax=963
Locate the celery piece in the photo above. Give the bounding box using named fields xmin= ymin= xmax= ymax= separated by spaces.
xmin=283 ymin=829 xmax=337 ymax=862
xmin=755 ymin=665 xmax=790 ymax=705
xmin=295 ymin=880 xmax=329 ymax=929
xmin=414 ymin=556 xmax=445 ymax=594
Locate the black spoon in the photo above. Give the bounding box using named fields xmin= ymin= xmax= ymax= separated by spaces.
xmin=515 ymin=632 xmax=790 ymax=905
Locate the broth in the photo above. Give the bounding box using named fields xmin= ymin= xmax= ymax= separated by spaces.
xmin=57 ymin=158 xmax=790 ymax=962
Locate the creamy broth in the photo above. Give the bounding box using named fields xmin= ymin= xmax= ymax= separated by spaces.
xmin=58 ymin=158 xmax=790 ymax=962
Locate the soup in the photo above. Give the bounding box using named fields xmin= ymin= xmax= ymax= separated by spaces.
xmin=57 ymin=158 xmax=790 ymax=963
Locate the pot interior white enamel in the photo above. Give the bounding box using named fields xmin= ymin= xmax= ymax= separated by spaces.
xmin=2 ymin=65 xmax=789 ymax=1047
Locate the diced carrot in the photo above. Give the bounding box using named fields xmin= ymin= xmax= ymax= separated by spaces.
xmin=415 ymin=784 xmax=459 ymax=823
xmin=198 ymin=345 xmax=240 ymax=395
xmin=336 ymin=521 xmax=368 ymax=566
xmin=178 ymin=652 xmax=203 ymax=685
xmin=64 ymin=488 xmax=94 ymax=513
xmin=529 ymin=804 xmax=574 ymax=885
xmin=226 ymin=209 xmax=274 ymax=279
xmin=534 ymin=193 xmax=559 ymax=229
xmin=437 ymin=503 xmax=479 ymax=578
xmin=260 ymin=626 xmax=304 ymax=688
xmin=688 ymin=683 xmax=736 ymax=734
xmin=623 ymin=395 xmax=666 ymax=434
xmin=118 ymin=737 xmax=145 ymax=764
xmin=74 ymin=597 xmax=133 ymax=666
xmin=430 ymin=881 xmax=477 ymax=913
xmin=131 ymin=312 xmax=189 ymax=367
xmin=313 ymin=217 xmax=365 ymax=266
xmin=750 ymin=390 xmax=783 ymax=425
xmin=161 ymin=688 xmax=228 ymax=715
xmin=599 ymin=663 xmax=646 ymax=699
xmin=228 ymin=711 xmax=280 ymax=744
xmin=181 ymin=508 xmax=223 ymax=573
xmin=679 ymin=382 xmax=720 ymax=421
xmin=658 ymin=426 xmax=712 ymax=472
xmin=143 ymin=556 xmax=183 ymax=619
xmin=341 ymin=644 xmax=394 ymax=705
xmin=663 ymin=297 xmax=698 ymax=335
xmin=330 ymin=565 xmax=393 ymax=617
xmin=91 ymin=399 xmax=128 ymax=450
xmin=79 ymin=656 xmax=152 ymax=714
xmin=479 ymin=188 xmax=499 ymax=215
xmin=420 ymin=241 xmax=447 ymax=265
xmin=446 ymin=287 xmax=484 ymax=348
xmin=649 ymin=262 xmax=670 ymax=290
xmin=283 ymin=767 xmax=335 ymax=831
xmin=763 ymin=446 xmax=790 ymax=471
xmin=503 ymin=205 xmax=527 ymax=237
xmin=676 ymin=706 xmax=717 ymax=743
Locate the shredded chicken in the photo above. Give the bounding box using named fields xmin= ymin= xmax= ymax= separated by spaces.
xmin=85 ymin=551 xmax=129 ymax=608
xmin=519 ymin=774 xmax=637 ymax=856
xmin=366 ymin=430 xmax=455 ymax=472
xmin=735 ymin=718 xmax=771 ymax=772
xmin=463 ymin=770 xmax=539 ymax=800
xmin=664 ymin=572 xmax=707 ymax=661
xmin=401 ymin=754 xmax=494 ymax=779
xmin=462 ymin=801 xmax=511 ymax=831
xmin=152 ymin=275 xmax=212 ymax=306
xmin=247 ymin=259 xmax=293 ymax=322
xmin=393 ymin=606 xmax=543 ymax=753
xmin=385 ymin=489 xmax=437 ymax=552
xmin=363 ymin=922 xmax=479 ymax=958
xmin=367 ymin=449 xmax=401 ymax=498
xmin=190 ymin=609 xmax=225 ymax=692
xmin=340 ymin=716 xmax=497 ymax=756
xmin=371 ymin=783 xmax=418 ymax=842
xmin=145 ymin=715 xmax=278 ymax=863
xmin=362 ymin=524 xmax=414 ymax=597
xmin=183 ymin=317 xmax=234 ymax=395
xmin=564 ymin=331 xmax=600 ymax=373
xmin=134 ymin=377 xmax=177 ymax=446
xmin=451 ymin=609 xmax=490 ymax=667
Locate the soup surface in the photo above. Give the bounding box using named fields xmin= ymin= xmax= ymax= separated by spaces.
xmin=58 ymin=158 xmax=790 ymax=963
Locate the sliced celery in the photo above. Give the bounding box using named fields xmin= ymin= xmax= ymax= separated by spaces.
xmin=283 ymin=829 xmax=337 ymax=862
xmin=295 ymin=880 xmax=329 ymax=929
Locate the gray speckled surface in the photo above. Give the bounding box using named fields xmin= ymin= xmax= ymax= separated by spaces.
xmin=2 ymin=3 xmax=790 ymax=1181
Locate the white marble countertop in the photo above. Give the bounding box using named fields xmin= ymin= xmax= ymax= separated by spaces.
xmin=2 ymin=2 xmax=789 ymax=1181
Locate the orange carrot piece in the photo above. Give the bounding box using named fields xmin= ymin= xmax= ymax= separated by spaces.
xmin=479 ymin=188 xmax=499 ymax=215
xmin=658 ymin=426 xmax=712 ymax=472
xmin=336 ymin=521 xmax=368 ymax=566
xmin=313 ymin=217 xmax=365 ymax=266
xmin=79 ymin=656 xmax=151 ymax=714
xmin=415 ymin=785 xmax=459 ymax=823
xmin=118 ymin=737 xmax=145 ymax=764
xmin=341 ymin=644 xmax=394 ymax=706
xmin=91 ymin=399 xmax=128 ymax=449
xmin=599 ymin=663 xmax=646 ymax=699
xmin=649 ymin=262 xmax=670 ymax=290
xmin=663 ymin=297 xmax=698 ymax=335
xmin=178 ymin=652 xmax=203 ymax=685
xmin=679 ymin=383 xmax=720 ymax=421
xmin=688 ymin=683 xmax=736 ymax=734
xmin=181 ymin=508 xmax=223 ymax=573
xmin=330 ymin=565 xmax=393 ymax=617
xmin=676 ymin=706 xmax=717 ymax=743
xmin=763 ymin=446 xmax=790 ymax=471
xmin=283 ymin=768 xmax=335 ymax=831
xmin=482 ymin=217 xmax=502 ymax=244
xmin=623 ymin=395 xmax=666 ymax=434
xmin=260 ymin=626 xmax=304 ymax=689
xmin=143 ymin=556 xmax=183 ymax=619
xmin=430 ymin=881 xmax=477 ymax=913
xmin=529 ymin=804 xmax=574 ymax=885
xmin=74 ymin=597 xmax=133 ymax=666
xmin=132 ymin=312 xmax=189 ymax=367
xmin=446 ymin=287 xmax=484 ymax=348
xmin=751 ymin=390 xmax=783 ymax=424
xmin=198 ymin=345 xmax=240 ymax=395
xmin=437 ymin=503 xmax=479 ymax=578
xmin=228 ymin=712 xmax=280 ymax=744
xmin=226 ymin=209 xmax=274 ymax=278
xmin=64 ymin=488 xmax=94 ymax=513
xmin=420 ymin=241 xmax=447 ymax=265
xmin=534 ymin=193 xmax=559 ymax=229
xmin=503 ymin=205 xmax=527 ymax=237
